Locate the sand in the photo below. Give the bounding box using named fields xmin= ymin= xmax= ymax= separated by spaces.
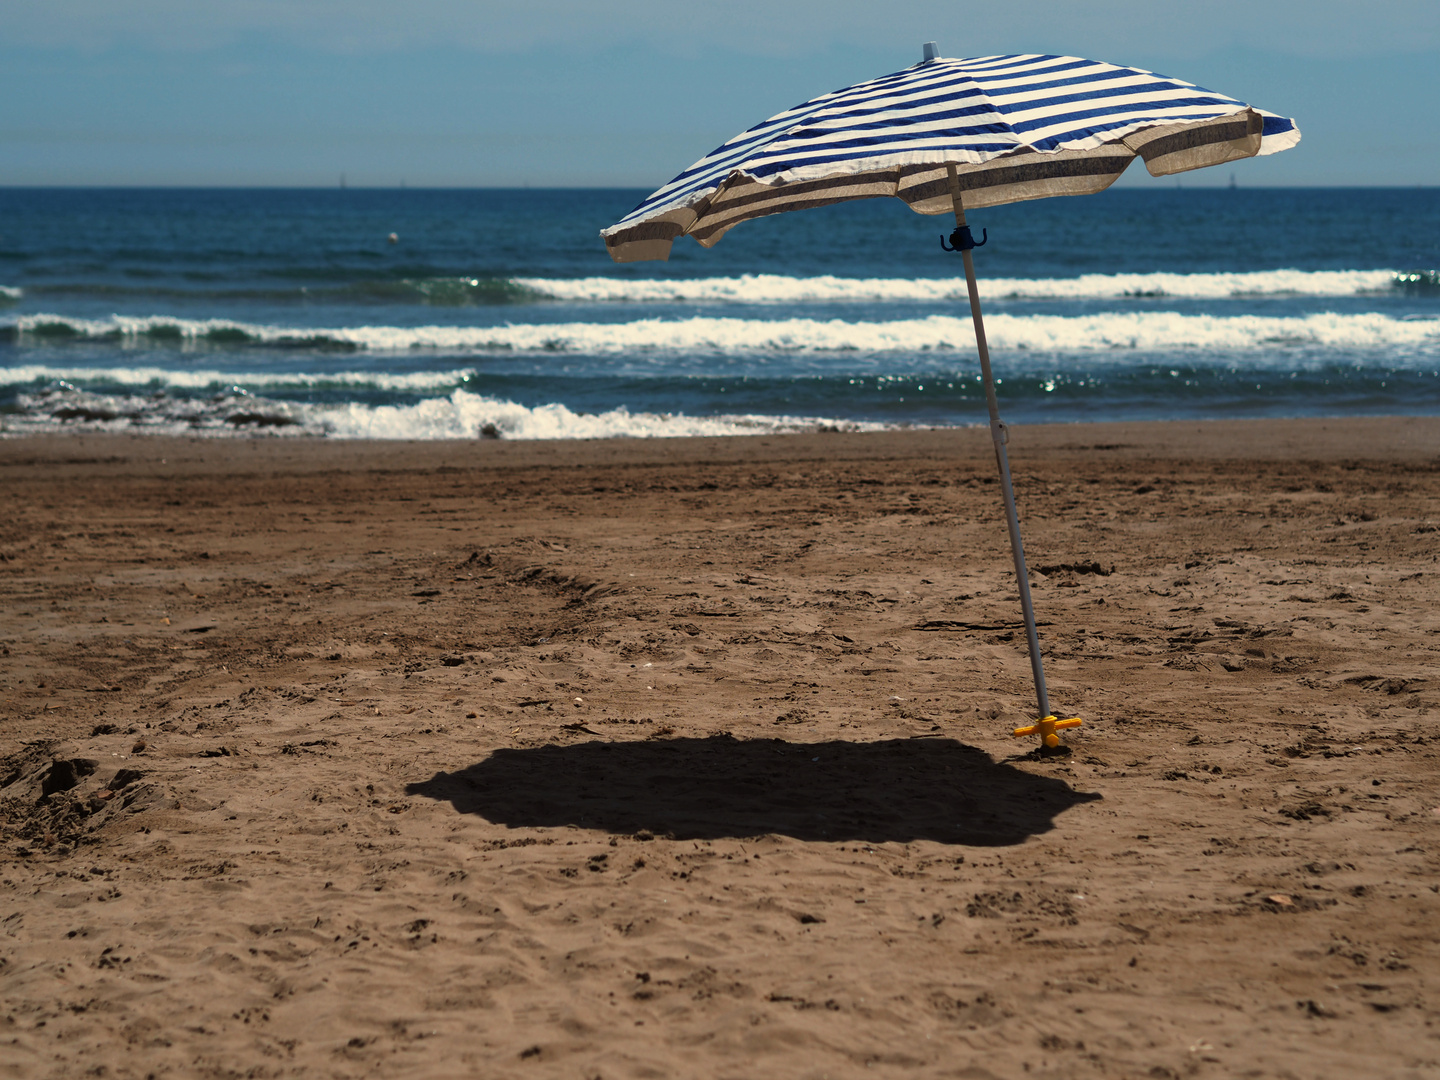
xmin=2 ymin=417 xmax=1438 ymax=1079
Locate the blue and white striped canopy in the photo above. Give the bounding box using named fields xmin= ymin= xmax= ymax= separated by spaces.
xmin=603 ymin=52 xmax=1300 ymax=262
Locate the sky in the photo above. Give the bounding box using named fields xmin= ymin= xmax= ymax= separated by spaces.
xmin=3 ymin=1 xmax=1437 ymax=188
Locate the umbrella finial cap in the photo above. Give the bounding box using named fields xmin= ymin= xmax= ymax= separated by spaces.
xmin=922 ymin=41 xmax=940 ymax=62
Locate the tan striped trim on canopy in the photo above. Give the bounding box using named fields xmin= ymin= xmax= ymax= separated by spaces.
xmin=605 ymin=109 xmax=1268 ymax=263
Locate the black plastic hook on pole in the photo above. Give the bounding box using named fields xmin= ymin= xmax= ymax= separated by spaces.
xmin=940 ymin=224 xmax=987 ymax=252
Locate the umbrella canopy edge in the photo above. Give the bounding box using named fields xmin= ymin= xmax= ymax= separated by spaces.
xmin=604 ymin=110 xmax=1299 ymax=263
xmin=601 ymin=50 xmax=1301 ymax=264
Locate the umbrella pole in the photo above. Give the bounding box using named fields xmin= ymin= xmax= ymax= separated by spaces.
xmin=946 ymin=167 xmax=1068 ymax=739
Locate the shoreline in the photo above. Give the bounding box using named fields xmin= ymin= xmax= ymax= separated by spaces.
xmin=3 ymin=414 xmax=1437 ymax=475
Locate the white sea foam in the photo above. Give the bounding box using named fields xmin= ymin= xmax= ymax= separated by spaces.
xmin=516 ymin=269 xmax=1404 ymax=304
xmin=0 ymin=272 xmax=1411 ymax=308
xmin=0 ymin=363 xmax=477 ymax=392
xmin=7 ymin=310 xmax=1437 ymax=359
xmin=313 ymin=390 xmax=886 ymax=440
xmin=0 ymin=385 xmax=888 ymax=441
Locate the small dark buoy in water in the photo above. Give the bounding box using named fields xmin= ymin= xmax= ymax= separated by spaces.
xmin=388 ymin=232 xmax=399 ymax=244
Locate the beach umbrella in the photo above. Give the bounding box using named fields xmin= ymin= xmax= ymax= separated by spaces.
xmin=602 ymin=46 xmax=1300 ymax=746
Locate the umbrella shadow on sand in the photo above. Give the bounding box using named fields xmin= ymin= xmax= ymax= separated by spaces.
xmin=406 ymin=734 xmax=1100 ymax=845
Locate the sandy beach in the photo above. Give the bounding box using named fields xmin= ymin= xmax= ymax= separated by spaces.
xmin=2 ymin=416 xmax=1438 ymax=1079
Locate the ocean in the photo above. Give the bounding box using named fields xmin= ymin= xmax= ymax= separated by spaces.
xmin=1 ymin=186 xmax=1436 ymax=440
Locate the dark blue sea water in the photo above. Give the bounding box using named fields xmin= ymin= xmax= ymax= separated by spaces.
xmin=1 ymin=186 xmax=1436 ymax=439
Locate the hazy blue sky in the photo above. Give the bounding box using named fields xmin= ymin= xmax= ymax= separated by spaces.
xmin=4 ymin=1 xmax=1437 ymax=188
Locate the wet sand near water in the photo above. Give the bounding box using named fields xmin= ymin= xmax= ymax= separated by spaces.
xmin=2 ymin=417 xmax=1439 ymax=1079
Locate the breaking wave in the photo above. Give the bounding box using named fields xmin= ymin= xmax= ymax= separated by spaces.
xmin=0 ymin=363 xmax=475 ymax=392
xmin=7 ymin=270 xmax=1436 ymax=308
xmin=1 ymin=384 xmax=887 ymax=441
xmin=517 ymin=269 xmax=1424 ymax=303
xmin=6 ymin=310 xmax=1437 ymax=358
